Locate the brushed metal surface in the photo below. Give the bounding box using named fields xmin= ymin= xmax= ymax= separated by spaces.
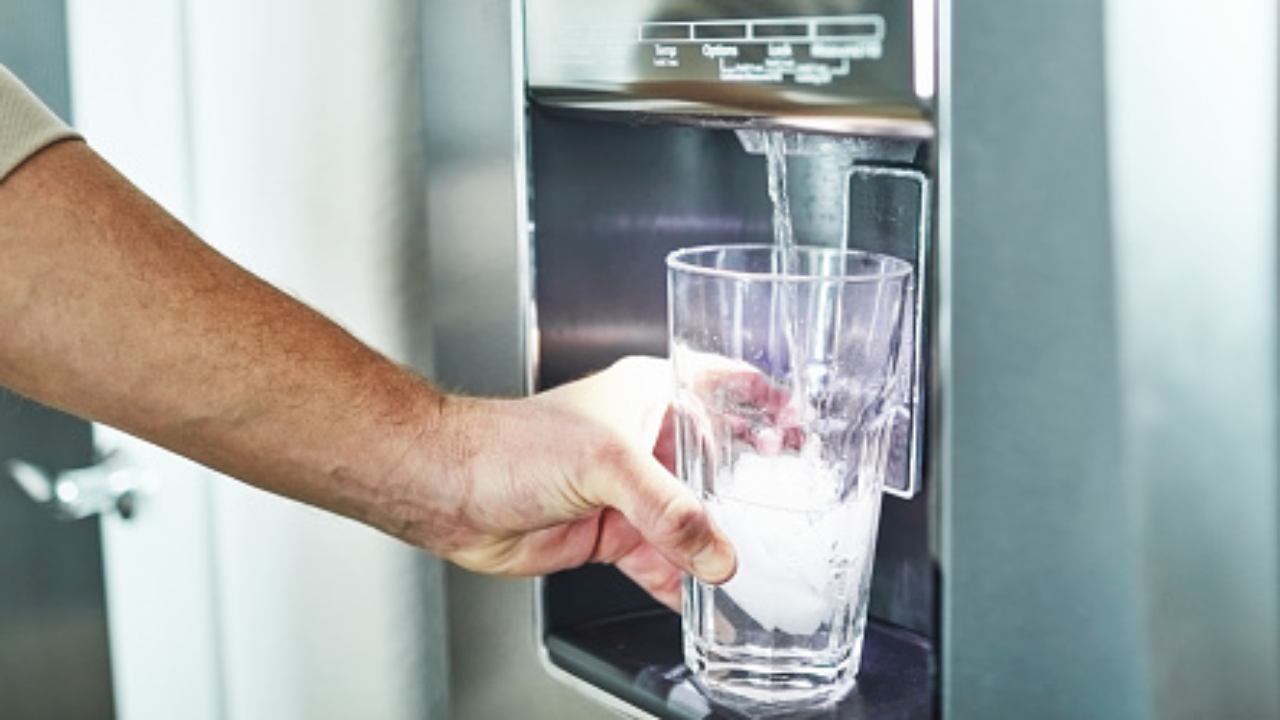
xmin=942 ymin=0 xmax=1148 ymax=716
xmin=526 ymin=0 xmax=932 ymax=135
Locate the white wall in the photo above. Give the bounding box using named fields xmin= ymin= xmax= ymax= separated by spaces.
xmin=67 ymin=1 xmax=449 ymax=718
xmin=183 ymin=2 xmax=446 ymax=718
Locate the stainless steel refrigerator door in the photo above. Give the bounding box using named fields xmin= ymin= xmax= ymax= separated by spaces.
xmin=1106 ymin=0 xmax=1280 ymax=717
xmin=942 ymin=0 xmax=1280 ymax=717
xmin=941 ymin=0 xmax=1148 ymax=716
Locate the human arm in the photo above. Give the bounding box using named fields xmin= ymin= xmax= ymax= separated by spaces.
xmin=0 ymin=137 xmax=734 ymax=607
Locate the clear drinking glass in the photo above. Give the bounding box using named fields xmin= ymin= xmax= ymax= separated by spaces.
xmin=667 ymin=244 xmax=914 ymax=711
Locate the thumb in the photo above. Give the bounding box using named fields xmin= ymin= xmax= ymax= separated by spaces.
xmin=581 ymin=440 xmax=736 ymax=585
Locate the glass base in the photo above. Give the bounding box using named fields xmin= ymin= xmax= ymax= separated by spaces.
xmin=686 ymin=633 xmax=862 ymax=713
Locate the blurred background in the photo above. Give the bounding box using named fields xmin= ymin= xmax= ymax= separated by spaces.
xmin=1 ymin=0 xmax=1277 ymax=719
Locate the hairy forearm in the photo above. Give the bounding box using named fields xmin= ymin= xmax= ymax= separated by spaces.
xmin=0 ymin=140 xmax=442 ymax=531
xmin=0 ymin=140 xmax=737 ymax=595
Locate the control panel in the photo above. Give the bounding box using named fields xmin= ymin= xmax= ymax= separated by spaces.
xmin=526 ymin=0 xmax=933 ymax=134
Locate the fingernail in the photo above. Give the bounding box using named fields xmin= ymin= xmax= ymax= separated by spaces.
xmin=691 ymin=539 xmax=736 ymax=584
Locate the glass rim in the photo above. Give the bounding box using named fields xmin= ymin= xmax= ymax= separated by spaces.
xmin=665 ymin=243 xmax=913 ymax=283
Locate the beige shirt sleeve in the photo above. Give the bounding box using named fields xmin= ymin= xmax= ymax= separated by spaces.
xmin=0 ymin=65 xmax=81 ymax=182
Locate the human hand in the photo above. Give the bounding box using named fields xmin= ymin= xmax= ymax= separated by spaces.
xmin=387 ymin=357 xmax=736 ymax=610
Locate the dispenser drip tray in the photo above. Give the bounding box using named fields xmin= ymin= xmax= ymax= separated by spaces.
xmin=544 ymin=610 xmax=935 ymax=719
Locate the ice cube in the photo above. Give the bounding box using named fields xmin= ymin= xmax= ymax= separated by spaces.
xmin=709 ymin=454 xmax=852 ymax=636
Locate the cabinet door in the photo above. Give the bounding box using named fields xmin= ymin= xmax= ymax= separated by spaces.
xmin=0 ymin=393 xmax=112 ymax=720
xmin=65 ymin=1 xmax=225 ymax=718
xmin=0 ymin=2 xmax=115 ymax=718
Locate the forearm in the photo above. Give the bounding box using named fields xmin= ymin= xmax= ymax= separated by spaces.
xmin=0 ymin=140 xmax=440 ymax=532
xmin=0 ymin=140 xmax=736 ymax=596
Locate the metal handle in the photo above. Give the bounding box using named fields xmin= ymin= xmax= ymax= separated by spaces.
xmin=8 ymin=450 xmax=142 ymax=521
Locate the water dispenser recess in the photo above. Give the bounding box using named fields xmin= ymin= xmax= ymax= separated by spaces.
xmin=524 ymin=1 xmax=937 ymax=717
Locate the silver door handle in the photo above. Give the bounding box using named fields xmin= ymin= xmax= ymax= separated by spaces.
xmin=7 ymin=450 xmax=141 ymax=521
